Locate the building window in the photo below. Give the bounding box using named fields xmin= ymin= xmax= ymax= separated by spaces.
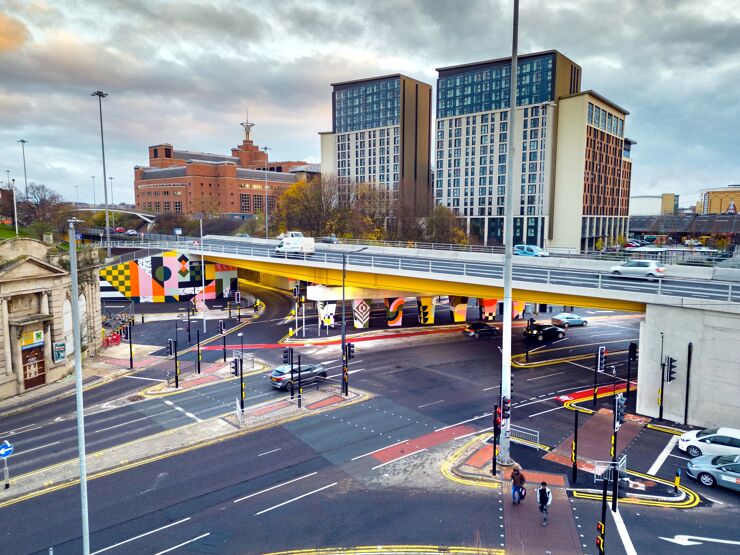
xmin=240 ymin=193 xmax=250 ymax=213
xmin=174 ymin=201 xmax=182 ymax=213
xmin=163 ymin=201 xmax=170 ymax=211
xmin=165 ymin=147 xmax=172 ymax=158
xmin=253 ymin=194 xmax=263 ymax=213
xmin=154 ymin=202 xmax=160 ymax=212
xmin=153 ymin=148 xmax=159 ymax=158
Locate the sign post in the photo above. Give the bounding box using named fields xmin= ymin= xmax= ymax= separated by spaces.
xmin=1 ymin=440 xmax=14 ymax=489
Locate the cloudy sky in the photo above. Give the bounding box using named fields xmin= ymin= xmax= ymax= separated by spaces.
xmin=1 ymin=0 xmax=738 ymax=206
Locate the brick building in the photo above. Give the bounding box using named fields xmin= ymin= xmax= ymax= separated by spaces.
xmin=134 ymin=123 xmax=316 ymax=216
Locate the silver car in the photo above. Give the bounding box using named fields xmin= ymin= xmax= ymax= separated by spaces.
xmin=609 ymin=259 xmax=666 ymax=279
xmin=686 ymin=454 xmax=740 ymax=491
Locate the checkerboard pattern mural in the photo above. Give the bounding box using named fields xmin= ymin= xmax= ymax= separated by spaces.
xmin=99 ymin=251 xmax=237 ymax=303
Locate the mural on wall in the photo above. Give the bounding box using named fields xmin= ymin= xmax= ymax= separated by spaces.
xmin=448 ymin=296 xmax=469 ymax=323
xmin=318 ymin=301 xmax=337 ymax=327
xmin=479 ymin=298 xmax=498 ymax=321
xmin=99 ymin=251 xmax=237 ymax=303
xmin=385 ymin=297 xmax=404 ymax=327
xmin=352 ymin=299 xmax=372 ymax=329
xmin=417 ymin=297 xmax=435 ymax=325
xmin=512 ymin=301 xmax=526 ymax=319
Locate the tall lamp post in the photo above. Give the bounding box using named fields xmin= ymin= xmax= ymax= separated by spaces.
xmin=262 ymin=146 xmax=270 ymax=238
xmin=17 ymin=139 xmax=29 ymax=201
xmin=11 ymin=179 xmax=18 ymax=237
xmin=238 ymin=332 xmax=245 ymax=411
xmin=341 ymin=247 xmax=367 ymax=395
xmin=91 ymin=90 xmax=111 ymax=256
xmin=199 ymin=216 xmax=207 ymax=333
xmin=109 ymin=176 xmax=115 ymax=228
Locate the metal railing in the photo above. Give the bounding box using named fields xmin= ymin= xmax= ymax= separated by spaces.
xmin=509 ymin=424 xmax=542 ymax=450
xmin=593 ymin=455 xmax=627 ymax=483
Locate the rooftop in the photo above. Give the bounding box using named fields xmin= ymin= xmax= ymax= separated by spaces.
xmin=560 ymin=90 xmax=630 ymax=115
xmin=436 ymin=49 xmax=577 ymax=75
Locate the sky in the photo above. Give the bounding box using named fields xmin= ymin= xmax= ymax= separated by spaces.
xmin=0 ymin=0 xmax=738 ymax=207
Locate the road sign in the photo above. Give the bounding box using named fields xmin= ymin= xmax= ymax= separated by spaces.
xmin=174 ymin=228 xmax=182 ymax=236
xmin=0 ymin=440 xmax=14 ymax=458
xmin=232 ymin=350 xmax=243 ymax=360
xmin=75 ymin=232 xmax=82 ymax=240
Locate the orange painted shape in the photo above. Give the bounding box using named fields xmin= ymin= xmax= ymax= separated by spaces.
xmin=306 ymin=395 xmax=344 ymax=410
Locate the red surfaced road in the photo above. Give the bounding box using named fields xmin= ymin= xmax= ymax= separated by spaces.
xmin=371 ymin=424 xmax=477 ymax=464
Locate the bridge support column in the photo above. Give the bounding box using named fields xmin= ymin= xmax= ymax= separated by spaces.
xmin=384 ymin=298 xmax=404 ymax=327
xmin=448 ymin=296 xmax=469 ymax=323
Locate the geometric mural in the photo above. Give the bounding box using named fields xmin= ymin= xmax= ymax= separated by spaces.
xmin=99 ymin=251 xmax=237 ymax=303
xmin=479 ymin=298 xmax=498 ymax=321
xmin=448 ymin=295 xmax=469 ymax=323
xmin=417 ymin=297 xmax=435 ymax=325
xmin=352 ymin=299 xmax=371 ymax=329
xmin=384 ymin=297 xmax=404 ymax=327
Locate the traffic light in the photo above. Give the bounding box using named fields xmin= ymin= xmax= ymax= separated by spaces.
xmin=628 ymin=342 xmax=637 ymax=362
xmin=596 ymin=521 xmax=605 ymax=553
xmin=293 ymin=284 xmax=300 ymax=298
xmin=346 ymin=342 xmax=355 ymax=360
xmin=494 ymin=406 xmax=502 ymax=439
xmin=230 ymin=359 xmax=238 ymax=375
xmin=501 ymin=396 xmax=511 ymax=420
xmin=121 ymin=325 xmax=129 ymax=341
xmin=218 ymin=320 xmax=225 ymax=335
xmin=597 ymin=346 xmax=607 ymax=372
xmin=167 ymin=339 xmax=174 ymax=357
xmin=615 ymin=393 xmax=627 ymax=430
xmin=666 ymin=356 xmax=677 ymax=382
xmin=282 ymin=348 xmax=291 ymax=365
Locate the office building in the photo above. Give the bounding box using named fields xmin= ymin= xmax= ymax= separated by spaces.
xmin=434 ymin=50 xmax=635 ymax=251
xmin=320 ymin=74 xmax=432 ymax=217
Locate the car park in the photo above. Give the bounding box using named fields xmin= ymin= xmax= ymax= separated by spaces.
xmin=678 ymin=427 xmax=740 ymax=458
xmin=269 ymin=363 xmax=327 ymax=391
xmin=608 ymin=260 xmax=665 ymax=279
xmin=463 ymin=322 xmax=499 ymax=338
xmin=523 ymin=323 xmax=565 ymax=341
xmin=514 ymin=244 xmax=550 ymax=257
xmin=686 ymin=454 xmax=740 ymax=491
xmin=551 ymin=313 xmax=588 ymax=328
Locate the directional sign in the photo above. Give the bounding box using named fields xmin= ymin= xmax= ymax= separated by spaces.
xmin=0 ymin=440 xmax=14 ymax=458
xmin=75 ymin=232 xmax=82 ymax=240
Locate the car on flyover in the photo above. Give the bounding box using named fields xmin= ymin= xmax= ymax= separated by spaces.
xmin=125 ymin=229 xmax=138 ymax=236
xmin=608 ymin=260 xmax=666 ymax=280
xmin=551 ymin=313 xmax=588 ymax=328
xmin=514 ymin=244 xmax=550 ymax=257
xmin=686 ymin=454 xmax=740 ymax=491
xmin=113 ymin=226 xmax=126 ymax=234
xmin=678 ymin=427 xmax=740 ymax=458
xmin=463 ymin=322 xmax=499 ymax=338
xmin=269 ymin=363 xmax=327 ymax=391
xmin=320 ymin=234 xmax=339 ymax=244
xmin=523 ymin=323 xmax=565 ymax=341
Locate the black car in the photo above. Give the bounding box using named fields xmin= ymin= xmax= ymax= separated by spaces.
xmin=463 ymin=322 xmax=499 ymax=338
xmin=269 ymin=363 xmax=327 ymax=390
xmin=523 ymin=323 xmax=565 ymax=341
xmin=320 ymin=235 xmax=339 ymax=244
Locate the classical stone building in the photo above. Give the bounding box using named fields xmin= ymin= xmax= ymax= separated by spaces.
xmin=0 ymin=239 xmax=102 ymax=400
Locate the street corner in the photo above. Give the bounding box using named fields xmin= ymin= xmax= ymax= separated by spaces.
xmin=440 ymin=432 xmax=502 ymax=489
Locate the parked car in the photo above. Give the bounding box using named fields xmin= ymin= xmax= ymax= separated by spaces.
xmin=235 ymin=233 xmax=250 ymax=238
xmin=320 ymin=234 xmax=339 ymax=244
xmin=269 ymin=363 xmax=327 ymax=391
xmin=686 ymin=454 xmax=740 ymax=490
xmin=114 ymin=226 xmax=126 ymax=233
xmin=608 ymin=260 xmax=666 ymax=280
xmin=678 ymin=427 xmax=740 ymax=458
xmin=551 ymin=313 xmax=588 ymax=328
xmin=523 ymin=323 xmax=565 ymax=341
xmin=125 ymin=229 xmax=138 ymax=236
xmin=514 ymin=244 xmax=550 ymax=257
xmin=463 ymin=322 xmax=499 ymax=338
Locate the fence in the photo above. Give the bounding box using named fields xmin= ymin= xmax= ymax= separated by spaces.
xmin=509 ymin=424 xmax=542 ymax=450
xmin=593 ymin=454 xmax=627 ymax=483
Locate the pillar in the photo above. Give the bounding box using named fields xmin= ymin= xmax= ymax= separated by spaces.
xmin=448 ymin=296 xmax=469 ymax=323
xmin=479 ymin=298 xmax=498 ymax=321
xmin=384 ymin=297 xmax=404 ymax=327
xmin=417 ymin=297 xmax=435 ymax=325
xmin=352 ymin=299 xmax=372 ymax=329
xmin=1 ymin=298 xmax=11 ymax=376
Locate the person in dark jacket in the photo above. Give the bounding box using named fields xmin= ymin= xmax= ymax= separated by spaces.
xmin=511 ymin=465 xmax=526 ymax=504
xmin=538 ymin=481 xmax=553 ymax=525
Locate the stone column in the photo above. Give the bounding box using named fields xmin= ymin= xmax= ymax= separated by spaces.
xmin=1 ymin=298 xmax=11 ymax=376
xmin=10 ymin=326 xmax=23 ymax=393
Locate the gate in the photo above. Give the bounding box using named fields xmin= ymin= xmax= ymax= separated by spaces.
xmin=22 ymin=347 xmax=45 ymax=389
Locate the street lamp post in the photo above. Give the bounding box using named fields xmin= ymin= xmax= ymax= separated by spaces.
xmin=17 ymin=139 xmax=29 ymax=201
xmin=341 ymin=247 xmax=367 ymax=396
xmin=238 ymin=332 xmax=245 ymax=411
xmin=262 ymin=146 xmax=271 ymax=238
xmin=11 ymin=179 xmax=18 ymax=237
xmin=199 ymin=217 xmax=206 ymax=334
xmin=109 ymin=176 xmax=115 ymax=228
xmin=91 ymin=90 xmax=111 ymax=256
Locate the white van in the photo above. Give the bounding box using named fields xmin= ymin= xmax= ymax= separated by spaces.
xmin=276 ymin=231 xmax=315 ymax=254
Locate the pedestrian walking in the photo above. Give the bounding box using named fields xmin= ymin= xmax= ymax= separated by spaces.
xmin=538 ymin=481 xmax=553 ymax=526
xmin=511 ymin=465 xmax=526 ymax=504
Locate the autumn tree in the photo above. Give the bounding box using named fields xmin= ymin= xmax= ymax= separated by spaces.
xmin=275 ymin=175 xmax=339 ymax=236
xmin=425 ymin=205 xmax=468 ymax=244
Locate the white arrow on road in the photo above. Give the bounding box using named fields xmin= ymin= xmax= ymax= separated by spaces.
xmin=660 ymin=535 xmax=740 ymax=547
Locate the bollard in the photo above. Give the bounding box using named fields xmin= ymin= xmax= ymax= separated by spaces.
xmin=288 ymin=327 xmax=294 ymax=337
xmin=674 ymin=468 xmax=681 ymax=493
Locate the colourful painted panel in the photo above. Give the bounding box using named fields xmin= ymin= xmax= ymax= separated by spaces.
xmin=448 ymin=296 xmax=469 ymax=323
xmin=417 ymin=297 xmax=435 ymax=325
xmin=352 ymin=299 xmax=371 ymax=329
xmin=99 ymin=251 xmax=237 ymax=303
xmin=321 ymin=301 xmax=337 ymax=327
xmin=512 ymin=301 xmax=525 ymax=319
xmin=479 ymin=298 xmax=498 ymax=321
xmin=385 ymin=297 xmax=404 ymax=327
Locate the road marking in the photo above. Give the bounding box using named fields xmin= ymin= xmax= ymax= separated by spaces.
xmin=659 ymin=534 xmax=740 ymax=547
xmin=551 ymin=338 xmax=569 ymax=345
xmin=456 ymin=426 xmax=493 ymax=440
xmin=483 ymin=385 xmax=500 ymax=391
xmin=255 ymin=482 xmax=338 ymax=515
xmin=90 ymin=517 xmax=191 ymax=554
xmin=15 ymin=440 xmax=61 ymax=455
xmin=372 ymin=449 xmax=427 ymax=470
xmin=435 ymin=413 xmax=491 ymax=432
xmin=154 ymin=532 xmax=211 ymax=554
xmin=257 ymin=448 xmax=282 ymax=457
xmin=163 ymin=399 xmax=203 ymax=423
xmin=528 ymin=405 xmax=566 ymax=418
xmin=351 ymin=439 xmax=409 ymax=461
xmin=526 ymin=371 xmax=565 ymax=382
xmin=0 ymin=424 xmax=41 ymax=436
xmin=233 ymin=472 xmax=318 ymax=503
xmin=94 ymin=409 xmax=173 ymax=433
xmin=704 ymin=496 xmax=724 ymax=505
xmin=591 ymin=332 xmax=622 ymax=337
xmin=648 ymin=435 xmax=679 ymax=475
xmin=123 ymin=375 xmax=167 ymax=382
xmin=612 ymin=508 xmax=638 ymax=555
xmin=418 ymin=399 xmax=445 ymax=408
xmin=513 ymin=397 xmax=555 ymax=409
xmin=668 ymin=453 xmax=690 ymax=461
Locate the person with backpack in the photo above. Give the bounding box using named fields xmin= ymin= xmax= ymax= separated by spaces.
xmin=511 ymin=465 xmax=526 ymax=504
xmin=538 ymin=481 xmax=553 ymax=526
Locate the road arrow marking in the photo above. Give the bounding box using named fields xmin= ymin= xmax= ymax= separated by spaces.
xmin=659 ymin=535 xmax=740 ymax=547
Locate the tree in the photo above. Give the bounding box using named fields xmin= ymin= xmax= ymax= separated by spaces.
xmin=275 ymin=175 xmax=339 ymax=236
xmin=426 ymin=205 xmax=468 ymax=244
xmin=19 ymin=183 xmax=69 ymax=230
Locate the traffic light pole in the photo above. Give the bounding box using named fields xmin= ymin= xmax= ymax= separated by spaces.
xmin=222 ymin=334 xmax=226 ymax=362
xmin=599 ymin=476 xmax=608 ymax=554
xmin=659 ymin=356 xmax=666 ymax=420
xmin=290 ymin=348 xmax=295 ymax=400
xmin=572 ymin=407 xmax=579 ymax=484
xmin=196 ymin=329 xmax=201 ymax=374
xmin=297 ymin=354 xmax=302 ymax=408
xmin=593 ymin=350 xmax=600 ymax=408
xmin=492 ymin=404 xmax=499 ymax=476
xmin=128 ymin=321 xmax=133 ymax=370
xmin=174 ymin=340 xmax=179 ymax=389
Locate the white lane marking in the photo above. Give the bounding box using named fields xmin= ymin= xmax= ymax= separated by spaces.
xmin=233 ymin=472 xmax=318 ymax=503
xmin=513 ymin=397 xmax=556 ymax=409
xmin=667 ymin=453 xmax=690 ymax=461
xmin=418 ymin=399 xmax=445 ymax=408
xmin=704 ymin=496 xmax=724 ymax=505
xmin=528 ymin=405 xmax=565 ymax=417
xmin=185 ymin=412 xmax=202 ymax=422
xmin=456 ymin=426 xmax=493 ymax=440
xmin=591 ymin=310 xmax=614 ymax=314
xmin=434 ymin=413 xmax=492 ymax=432
xmin=648 ymin=436 xmax=679 ymax=475
xmin=162 ymin=399 xmax=203 ymax=423
xmin=557 ymin=385 xmax=593 ymax=394
xmin=1 ymin=424 xmax=42 ymax=436
xmin=351 ymin=439 xmax=409 ymax=461
xmin=551 ymin=338 xmax=569 ymax=345
xmin=94 ymin=409 xmax=172 ymax=433
xmin=591 ymin=333 xmax=622 ymax=337
xmin=526 ymin=372 xmax=565 ymax=382
xmin=90 ymin=517 xmax=191 ymax=554
xmin=154 ymin=532 xmax=210 ymax=555
xmin=372 ymin=449 xmax=427 ymax=470
xmin=483 ymin=385 xmax=500 ymax=391
xmin=612 ymin=508 xmax=638 ymax=555
xmin=327 ymin=368 xmax=364 ymax=379
xmin=255 ymin=482 xmax=338 ymax=516
xmin=257 ymin=448 xmax=282 ymax=457
xmin=163 ymin=400 xmax=174 ymax=406
xmin=123 ymin=375 xmax=166 ymax=382
xmin=15 ymin=440 xmax=61 ymax=455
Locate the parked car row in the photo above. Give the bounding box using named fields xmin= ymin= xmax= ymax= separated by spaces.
xmin=679 ymin=427 xmax=740 ymax=493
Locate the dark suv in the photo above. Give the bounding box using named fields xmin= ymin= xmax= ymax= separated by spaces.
xmin=463 ymin=322 xmax=499 ymax=338
xmin=269 ymin=363 xmax=327 ymax=391
xmin=523 ymin=323 xmax=565 ymax=342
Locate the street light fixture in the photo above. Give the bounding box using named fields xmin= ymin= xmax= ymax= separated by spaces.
xmin=91 ymin=90 xmax=111 ymax=256
xmin=11 ymin=179 xmax=18 ymax=237
xmin=262 ymin=146 xmax=271 ymax=239
xmin=17 ymin=139 xmax=29 ymax=201
xmin=109 ymin=176 xmax=115 ymax=228
xmin=341 ymin=247 xmax=367 ymax=395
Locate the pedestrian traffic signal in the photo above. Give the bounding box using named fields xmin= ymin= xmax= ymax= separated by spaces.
xmin=666 ymin=356 xmax=677 ymax=382
xmin=501 ymin=396 xmax=511 ymax=420
xmin=597 ymin=346 xmax=607 ymax=372
xmin=494 ymin=405 xmax=502 ymax=439
xmin=628 ymin=342 xmax=637 ymax=362
xmin=121 ymin=326 xmax=129 ymax=341
xmin=282 ymin=348 xmax=291 ymax=365
xmin=615 ymin=393 xmax=627 ymax=430
xmin=218 ymin=320 xmax=225 ymax=335
xmin=230 ymin=359 xmax=238 ymax=375
xmin=167 ymin=339 xmax=174 ymax=357
xmin=346 ymin=342 xmax=355 ymax=360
